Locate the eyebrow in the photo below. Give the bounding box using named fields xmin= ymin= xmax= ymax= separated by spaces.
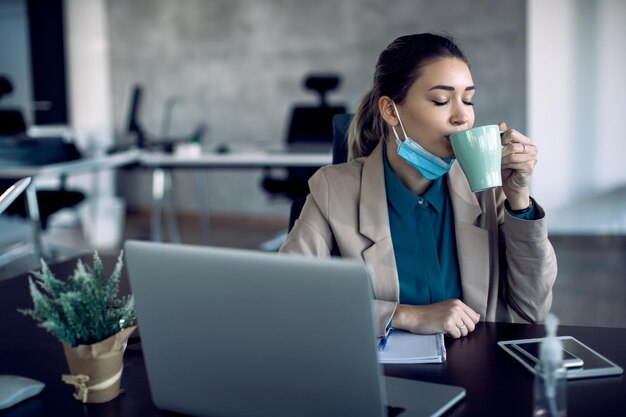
xmin=428 ymin=85 xmax=476 ymax=92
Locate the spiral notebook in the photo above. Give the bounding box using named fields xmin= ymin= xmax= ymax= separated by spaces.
xmin=378 ymin=331 xmax=446 ymax=364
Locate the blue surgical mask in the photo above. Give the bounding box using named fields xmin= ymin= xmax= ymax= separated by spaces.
xmin=391 ymin=102 xmax=454 ymax=180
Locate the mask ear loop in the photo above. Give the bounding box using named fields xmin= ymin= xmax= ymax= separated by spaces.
xmin=391 ymin=102 xmax=410 ymax=147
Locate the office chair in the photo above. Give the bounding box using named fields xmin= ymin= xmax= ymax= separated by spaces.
xmin=261 ymin=75 xmax=346 ymax=201
xmin=287 ymin=113 xmax=353 ymax=232
xmin=0 ymin=110 xmax=28 ymax=136
xmin=0 ymin=76 xmax=84 ymax=230
xmin=0 ymin=76 xmax=28 ymax=136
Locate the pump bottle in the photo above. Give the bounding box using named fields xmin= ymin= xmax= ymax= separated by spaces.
xmin=533 ymin=313 xmax=567 ymax=417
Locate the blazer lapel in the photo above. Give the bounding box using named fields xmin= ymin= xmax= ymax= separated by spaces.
xmin=359 ymin=143 xmax=399 ymax=302
xmin=447 ymin=163 xmax=490 ymax=318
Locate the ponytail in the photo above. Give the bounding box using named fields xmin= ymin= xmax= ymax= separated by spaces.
xmin=348 ymin=89 xmax=388 ymax=160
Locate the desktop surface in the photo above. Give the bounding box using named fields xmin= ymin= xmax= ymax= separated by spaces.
xmin=0 ymin=254 xmax=624 ymax=417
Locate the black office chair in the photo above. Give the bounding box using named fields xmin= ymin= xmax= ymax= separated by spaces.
xmin=287 ymin=113 xmax=353 ymax=232
xmin=0 ymin=75 xmax=84 ymax=229
xmin=0 ymin=110 xmax=28 ymax=136
xmin=262 ymin=75 xmax=346 ymax=201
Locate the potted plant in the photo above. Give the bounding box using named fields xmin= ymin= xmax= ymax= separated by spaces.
xmin=19 ymin=251 xmax=136 ymax=403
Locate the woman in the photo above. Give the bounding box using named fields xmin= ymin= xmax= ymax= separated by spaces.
xmin=280 ymin=33 xmax=557 ymax=339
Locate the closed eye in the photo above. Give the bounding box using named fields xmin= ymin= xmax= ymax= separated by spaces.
xmin=433 ymin=100 xmax=448 ymax=106
xmin=463 ymin=100 xmax=474 ymax=106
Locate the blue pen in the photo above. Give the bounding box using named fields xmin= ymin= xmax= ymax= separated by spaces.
xmin=378 ymin=328 xmax=393 ymax=351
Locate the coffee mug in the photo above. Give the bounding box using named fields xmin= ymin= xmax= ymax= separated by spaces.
xmin=449 ymin=125 xmax=506 ymax=192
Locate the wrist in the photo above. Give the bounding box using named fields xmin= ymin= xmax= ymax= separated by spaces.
xmin=506 ymin=192 xmax=531 ymax=210
xmin=506 ymin=197 xmax=533 ymax=214
xmin=392 ymin=304 xmax=423 ymax=333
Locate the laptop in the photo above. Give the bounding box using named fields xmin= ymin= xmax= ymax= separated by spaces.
xmin=0 ymin=178 xmax=31 ymax=214
xmin=124 ymin=240 xmax=465 ymax=417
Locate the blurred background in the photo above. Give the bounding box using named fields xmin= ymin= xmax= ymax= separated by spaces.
xmin=1 ymin=0 xmax=624 ymax=326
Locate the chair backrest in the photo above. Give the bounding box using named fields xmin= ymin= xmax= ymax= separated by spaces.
xmin=332 ymin=113 xmax=353 ymax=164
xmin=0 ymin=109 xmax=27 ymax=135
xmin=126 ymin=85 xmax=146 ymax=148
xmin=287 ymin=113 xmax=354 ymax=232
xmin=261 ymin=75 xmax=347 ymax=201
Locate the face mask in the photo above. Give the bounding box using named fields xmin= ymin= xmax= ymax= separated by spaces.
xmin=391 ymin=102 xmax=454 ymax=180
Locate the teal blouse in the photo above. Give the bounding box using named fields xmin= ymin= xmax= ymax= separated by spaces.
xmin=383 ymin=147 xmax=462 ymax=305
xmin=383 ymin=147 xmax=538 ymax=306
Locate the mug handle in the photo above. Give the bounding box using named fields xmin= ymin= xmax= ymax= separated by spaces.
xmin=500 ymin=130 xmax=513 ymax=149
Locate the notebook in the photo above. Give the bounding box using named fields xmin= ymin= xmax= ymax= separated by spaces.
xmin=379 ymin=331 xmax=446 ymax=364
xmin=124 ymin=240 xmax=465 ymax=417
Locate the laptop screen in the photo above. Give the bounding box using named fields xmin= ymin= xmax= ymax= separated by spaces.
xmin=125 ymin=240 xmax=387 ymax=417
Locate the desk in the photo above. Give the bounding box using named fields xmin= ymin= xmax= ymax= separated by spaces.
xmin=0 ymin=149 xmax=331 ymax=249
xmin=138 ymin=150 xmax=332 ymax=242
xmin=1 ymin=254 xmax=624 ymax=417
xmin=138 ymin=150 xmax=331 ymax=169
xmin=0 ymin=150 xmax=140 ymax=260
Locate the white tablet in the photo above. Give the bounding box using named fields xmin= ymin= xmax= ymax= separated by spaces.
xmin=498 ymin=336 xmax=623 ymax=379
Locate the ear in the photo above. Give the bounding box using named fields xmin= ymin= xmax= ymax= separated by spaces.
xmin=378 ymin=96 xmax=398 ymax=127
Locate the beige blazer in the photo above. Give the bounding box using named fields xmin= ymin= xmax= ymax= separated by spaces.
xmin=280 ymin=142 xmax=557 ymax=336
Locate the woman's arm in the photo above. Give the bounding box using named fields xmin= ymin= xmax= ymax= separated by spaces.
xmin=392 ymin=300 xmax=481 ymax=339
xmin=502 ymin=204 xmax=558 ymax=322
xmin=279 ymin=195 xmax=334 ymax=256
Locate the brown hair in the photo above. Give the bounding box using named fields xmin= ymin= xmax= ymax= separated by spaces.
xmin=348 ymin=33 xmax=469 ymax=160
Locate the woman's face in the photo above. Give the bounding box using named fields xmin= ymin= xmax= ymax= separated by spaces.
xmin=394 ymin=57 xmax=475 ymax=159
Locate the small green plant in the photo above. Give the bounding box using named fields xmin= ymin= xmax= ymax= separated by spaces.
xmin=19 ymin=251 xmax=136 ymax=347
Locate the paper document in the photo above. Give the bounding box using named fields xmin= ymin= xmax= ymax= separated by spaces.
xmin=378 ymin=330 xmax=446 ymax=364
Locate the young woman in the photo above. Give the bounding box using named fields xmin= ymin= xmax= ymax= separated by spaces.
xmin=280 ymin=33 xmax=557 ymax=339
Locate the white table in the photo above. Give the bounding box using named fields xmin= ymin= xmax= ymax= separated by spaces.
xmin=138 ymin=150 xmax=331 ymax=169
xmin=137 ymin=150 xmax=332 ymax=243
xmin=1 ymin=148 xmax=332 ymax=252
xmin=0 ymin=150 xmax=140 ymax=260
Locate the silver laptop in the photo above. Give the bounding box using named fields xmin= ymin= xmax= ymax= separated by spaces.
xmin=125 ymin=240 xmax=465 ymax=417
xmin=0 ymin=178 xmax=31 ymax=214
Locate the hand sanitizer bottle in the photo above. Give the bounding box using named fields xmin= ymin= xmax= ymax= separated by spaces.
xmin=533 ymin=313 xmax=567 ymax=417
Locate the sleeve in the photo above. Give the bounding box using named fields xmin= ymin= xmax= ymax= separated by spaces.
xmin=501 ymin=198 xmax=558 ymax=323
xmin=505 ymin=197 xmax=541 ymax=220
xmin=279 ymin=170 xmax=335 ymax=257
xmin=279 ymin=194 xmax=335 ymax=256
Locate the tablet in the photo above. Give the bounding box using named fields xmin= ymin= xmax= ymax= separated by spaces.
xmin=498 ymin=336 xmax=623 ymax=379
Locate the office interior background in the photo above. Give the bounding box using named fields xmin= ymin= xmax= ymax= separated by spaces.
xmin=1 ymin=0 xmax=624 ymax=327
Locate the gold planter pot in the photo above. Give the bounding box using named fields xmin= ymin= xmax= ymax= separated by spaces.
xmin=61 ymin=326 xmax=136 ymax=403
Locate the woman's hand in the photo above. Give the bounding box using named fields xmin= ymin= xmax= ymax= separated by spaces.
xmin=499 ymin=122 xmax=538 ymax=210
xmin=392 ymin=299 xmax=480 ymax=339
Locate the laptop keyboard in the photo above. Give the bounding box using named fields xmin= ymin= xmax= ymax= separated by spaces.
xmin=387 ymin=405 xmax=406 ymax=417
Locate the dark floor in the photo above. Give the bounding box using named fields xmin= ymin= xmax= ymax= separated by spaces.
xmin=2 ymin=211 xmax=624 ymax=328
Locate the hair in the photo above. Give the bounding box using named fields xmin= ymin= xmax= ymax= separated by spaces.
xmin=348 ymin=33 xmax=469 ymax=160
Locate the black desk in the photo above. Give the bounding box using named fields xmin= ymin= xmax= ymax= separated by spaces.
xmin=1 ymin=255 xmax=624 ymax=417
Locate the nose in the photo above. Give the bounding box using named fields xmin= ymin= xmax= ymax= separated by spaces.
xmin=450 ymin=101 xmax=471 ymax=126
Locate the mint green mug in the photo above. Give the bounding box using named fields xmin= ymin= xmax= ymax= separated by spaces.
xmin=449 ymin=125 xmax=505 ymax=192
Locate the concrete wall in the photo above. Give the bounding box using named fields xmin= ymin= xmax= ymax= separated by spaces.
xmin=106 ymin=0 xmax=527 ymax=217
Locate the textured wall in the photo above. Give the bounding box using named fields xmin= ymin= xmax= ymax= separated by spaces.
xmin=107 ymin=0 xmax=526 ymax=217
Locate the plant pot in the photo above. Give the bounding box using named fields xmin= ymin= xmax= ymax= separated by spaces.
xmin=61 ymin=326 xmax=136 ymax=403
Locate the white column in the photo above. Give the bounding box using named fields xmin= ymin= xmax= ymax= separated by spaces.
xmin=528 ymin=0 xmax=626 ymax=233
xmin=64 ymin=0 xmax=115 ymax=196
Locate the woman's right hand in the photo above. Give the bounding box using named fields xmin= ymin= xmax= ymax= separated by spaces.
xmin=392 ymin=299 xmax=480 ymax=338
